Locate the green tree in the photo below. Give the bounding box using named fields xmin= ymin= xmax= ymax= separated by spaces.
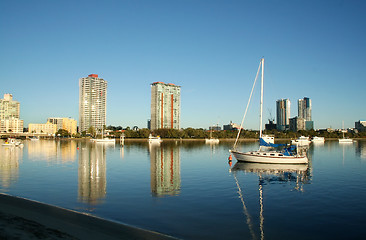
xmin=138 ymin=128 xmax=151 ymax=138
xmin=56 ymin=129 xmax=70 ymax=137
xmin=88 ymin=126 xmax=96 ymax=137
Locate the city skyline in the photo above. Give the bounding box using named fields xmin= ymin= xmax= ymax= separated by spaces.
xmin=1 ymin=1 xmax=366 ymax=130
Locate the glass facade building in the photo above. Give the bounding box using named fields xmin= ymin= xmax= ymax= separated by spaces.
xmin=79 ymin=74 xmax=107 ymax=133
xmin=150 ymin=82 xmax=181 ymax=130
xmin=298 ymin=97 xmax=313 ymax=130
xmin=298 ymin=97 xmax=312 ymax=121
xmin=276 ymin=99 xmax=290 ymax=131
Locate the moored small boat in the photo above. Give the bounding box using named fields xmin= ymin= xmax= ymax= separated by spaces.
xmin=205 ymin=138 xmax=219 ymax=144
xmin=339 ymin=138 xmax=353 ymax=143
xmin=311 ymin=136 xmax=325 ymax=143
xmin=291 ymin=136 xmax=311 ymax=146
xmin=90 ymin=138 xmax=115 ymax=143
xmin=2 ymin=138 xmax=24 ymax=147
xmin=148 ymin=134 xmax=162 ymax=143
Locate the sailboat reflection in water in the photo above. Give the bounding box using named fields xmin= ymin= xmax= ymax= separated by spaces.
xmin=230 ymin=162 xmax=311 ymax=240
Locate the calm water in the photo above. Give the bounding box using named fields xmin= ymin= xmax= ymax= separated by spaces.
xmin=1 ymin=139 xmax=366 ymax=239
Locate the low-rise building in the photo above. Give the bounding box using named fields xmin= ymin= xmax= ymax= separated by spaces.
xmin=28 ymin=122 xmax=57 ymax=135
xmin=209 ymin=125 xmax=221 ymax=131
xmin=289 ymin=117 xmax=305 ymax=131
xmin=265 ymin=120 xmax=277 ymax=131
xmin=47 ymin=117 xmax=77 ymax=135
xmin=305 ymin=120 xmax=314 ymax=131
xmin=223 ymin=121 xmax=242 ymax=130
xmin=355 ymin=120 xmax=366 ymax=132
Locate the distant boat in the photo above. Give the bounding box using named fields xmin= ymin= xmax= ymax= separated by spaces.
xmin=205 ymin=138 xmax=219 ymax=144
xmin=291 ymin=136 xmax=311 ymax=146
xmin=339 ymin=121 xmax=353 ymax=143
xmin=2 ymin=138 xmax=23 ymax=147
xmin=148 ymin=134 xmax=162 ymax=144
xmin=339 ymin=137 xmax=353 ymax=143
xmin=229 ymin=58 xmax=308 ymax=164
xmin=29 ymin=136 xmax=39 ymax=141
xmin=90 ymin=129 xmax=115 ymax=144
xmin=205 ymin=127 xmax=219 ymax=144
xmin=91 ymin=138 xmax=115 ymax=143
xmin=311 ymin=136 xmax=325 ymax=143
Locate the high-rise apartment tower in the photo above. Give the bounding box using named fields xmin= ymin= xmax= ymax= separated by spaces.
xmin=150 ymin=82 xmax=181 ymax=130
xmin=298 ymin=97 xmax=312 ymax=121
xmin=0 ymin=94 xmax=23 ymax=133
xmin=79 ymin=74 xmax=107 ymax=133
xmin=276 ymin=99 xmax=291 ymax=131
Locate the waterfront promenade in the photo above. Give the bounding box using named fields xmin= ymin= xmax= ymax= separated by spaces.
xmin=0 ymin=193 xmax=177 ymax=240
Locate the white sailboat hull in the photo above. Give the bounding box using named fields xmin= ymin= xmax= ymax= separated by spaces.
xmin=230 ymin=150 xmax=308 ymax=164
xmin=339 ymin=139 xmax=353 ymax=143
xmin=148 ymin=136 xmax=162 ymax=143
xmin=91 ymin=138 xmax=115 ymax=143
xmin=291 ymin=136 xmax=311 ymax=146
xmin=311 ymin=137 xmax=325 ymax=143
xmin=205 ymin=138 xmax=219 ymax=144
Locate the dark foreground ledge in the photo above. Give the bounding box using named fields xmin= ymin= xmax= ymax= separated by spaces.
xmin=0 ymin=193 xmax=177 ymax=240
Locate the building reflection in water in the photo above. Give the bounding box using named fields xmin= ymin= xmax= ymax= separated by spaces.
xmin=0 ymin=146 xmax=22 ymax=188
xmin=355 ymin=141 xmax=366 ymax=159
xmin=149 ymin=143 xmax=181 ymax=197
xmin=78 ymin=142 xmax=107 ymax=205
xmin=27 ymin=140 xmax=77 ymax=162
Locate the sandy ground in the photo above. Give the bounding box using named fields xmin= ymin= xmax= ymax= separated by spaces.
xmin=0 ymin=193 xmax=177 ymax=240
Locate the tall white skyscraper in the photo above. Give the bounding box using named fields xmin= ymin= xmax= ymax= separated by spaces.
xmin=298 ymin=97 xmax=312 ymax=121
xmin=79 ymin=74 xmax=107 ymax=133
xmin=276 ymin=99 xmax=291 ymax=131
xmin=150 ymin=82 xmax=181 ymax=130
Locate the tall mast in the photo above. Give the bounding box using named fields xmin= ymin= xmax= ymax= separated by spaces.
xmin=259 ymin=58 xmax=264 ymax=139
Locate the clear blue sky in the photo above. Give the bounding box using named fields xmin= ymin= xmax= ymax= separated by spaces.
xmin=1 ymin=0 xmax=365 ymax=130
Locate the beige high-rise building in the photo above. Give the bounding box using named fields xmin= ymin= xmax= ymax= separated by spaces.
xmin=0 ymin=94 xmax=23 ymax=133
xmin=150 ymin=82 xmax=181 ymax=130
xmin=48 ymin=117 xmax=77 ymax=135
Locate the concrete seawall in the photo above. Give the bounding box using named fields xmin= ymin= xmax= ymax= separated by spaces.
xmin=0 ymin=193 xmax=177 ymax=240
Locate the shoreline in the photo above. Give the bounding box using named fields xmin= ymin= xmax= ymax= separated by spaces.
xmin=0 ymin=193 xmax=177 ymax=240
xmin=41 ymin=137 xmax=365 ymax=141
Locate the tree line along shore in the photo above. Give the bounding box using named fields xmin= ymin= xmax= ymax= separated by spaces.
xmin=50 ymin=127 xmax=366 ymax=140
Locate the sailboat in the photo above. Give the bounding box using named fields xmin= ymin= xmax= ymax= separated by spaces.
xmin=339 ymin=121 xmax=353 ymax=143
xmin=90 ymin=128 xmax=115 ymax=143
xmin=205 ymin=125 xmax=219 ymax=144
xmin=148 ymin=134 xmax=162 ymax=144
xmin=229 ymin=58 xmax=308 ymax=164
